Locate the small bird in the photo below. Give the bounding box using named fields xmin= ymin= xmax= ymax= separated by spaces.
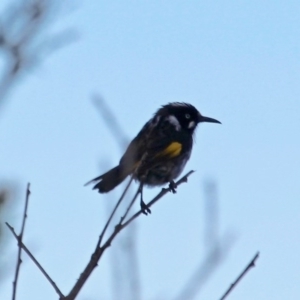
xmin=85 ymin=102 xmax=220 ymax=214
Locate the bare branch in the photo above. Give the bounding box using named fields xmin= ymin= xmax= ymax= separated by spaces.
xmin=66 ymin=170 xmax=194 ymax=300
xmin=96 ymin=176 xmax=134 ymax=249
xmin=219 ymin=252 xmax=260 ymax=300
xmin=92 ymin=95 xmax=141 ymax=300
xmin=10 ymin=183 xmax=30 ymax=300
xmin=122 ymin=170 xmax=195 ymax=227
xmin=119 ymin=185 xmax=140 ymax=225
xmin=6 ymin=221 xmax=65 ymax=299
xmin=6 ymin=184 xmax=64 ymax=298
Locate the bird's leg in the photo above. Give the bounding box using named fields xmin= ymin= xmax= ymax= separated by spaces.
xmin=139 ymin=183 xmax=151 ymax=215
xmin=169 ymin=180 xmax=177 ymax=193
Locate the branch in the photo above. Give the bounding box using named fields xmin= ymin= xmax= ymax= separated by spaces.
xmin=9 ymin=183 xmax=30 ymax=300
xmin=219 ymin=252 xmax=260 ymax=300
xmin=66 ymin=170 xmax=194 ymax=299
xmin=96 ymin=176 xmax=134 ymax=248
xmin=92 ymin=94 xmax=142 ymax=300
xmin=119 ymin=185 xmax=140 ymax=225
xmin=122 ymin=170 xmax=195 ymax=227
xmin=6 ymin=183 xmax=64 ymax=299
xmin=6 ymin=222 xmax=65 ymax=298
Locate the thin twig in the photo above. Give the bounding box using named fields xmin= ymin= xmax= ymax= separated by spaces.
xmin=219 ymin=252 xmax=260 ymax=300
xmin=66 ymin=170 xmax=194 ymax=300
xmin=96 ymin=176 xmax=134 ymax=249
xmin=102 ymin=171 xmax=195 ymax=252
xmin=6 ymin=222 xmax=64 ymax=298
xmin=93 ymin=95 xmax=142 ymax=300
xmin=122 ymin=170 xmax=195 ymax=228
xmin=11 ymin=183 xmax=30 ymax=300
xmin=119 ymin=185 xmax=140 ymax=225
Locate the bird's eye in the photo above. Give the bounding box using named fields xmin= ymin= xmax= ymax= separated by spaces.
xmin=185 ymin=113 xmax=191 ymax=119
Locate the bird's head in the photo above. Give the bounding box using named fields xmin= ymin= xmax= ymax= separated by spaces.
xmin=158 ymin=102 xmax=221 ymax=132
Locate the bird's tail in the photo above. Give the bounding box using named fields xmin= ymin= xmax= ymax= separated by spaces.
xmin=85 ymin=165 xmax=129 ymax=193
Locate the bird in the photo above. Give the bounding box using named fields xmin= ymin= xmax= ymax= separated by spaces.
xmin=85 ymin=102 xmax=221 ymax=214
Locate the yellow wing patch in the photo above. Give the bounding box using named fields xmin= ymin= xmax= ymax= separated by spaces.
xmin=158 ymin=142 xmax=182 ymax=158
xmin=131 ymin=142 xmax=182 ymax=173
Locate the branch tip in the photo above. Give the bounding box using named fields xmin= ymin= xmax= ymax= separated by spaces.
xmin=219 ymin=251 xmax=260 ymax=300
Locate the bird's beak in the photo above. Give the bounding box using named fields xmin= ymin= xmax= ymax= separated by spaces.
xmin=198 ymin=114 xmax=221 ymax=124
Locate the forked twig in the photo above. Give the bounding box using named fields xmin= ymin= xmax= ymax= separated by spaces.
xmin=219 ymin=252 xmax=260 ymax=300
xmin=6 ymin=184 xmax=64 ymax=299
xmin=6 ymin=223 xmax=65 ymax=298
xmin=66 ymin=170 xmax=194 ymax=299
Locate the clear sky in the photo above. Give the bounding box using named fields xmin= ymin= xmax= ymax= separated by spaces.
xmin=1 ymin=1 xmax=300 ymax=299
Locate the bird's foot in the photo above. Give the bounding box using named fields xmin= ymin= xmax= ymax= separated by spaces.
xmin=138 ymin=183 xmax=151 ymax=215
xmin=169 ymin=180 xmax=177 ymax=193
xmin=140 ymin=199 xmax=151 ymax=215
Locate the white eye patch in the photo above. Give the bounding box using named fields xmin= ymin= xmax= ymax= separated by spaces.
xmin=188 ymin=121 xmax=196 ymax=129
xmin=167 ymin=115 xmax=181 ymax=131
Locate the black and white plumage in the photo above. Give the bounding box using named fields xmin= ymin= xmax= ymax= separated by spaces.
xmin=85 ymin=102 xmax=220 ymax=213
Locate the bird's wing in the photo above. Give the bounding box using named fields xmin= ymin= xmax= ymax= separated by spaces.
xmin=119 ymin=117 xmax=187 ymax=173
xmin=118 ymin=119 xmax=153 ymax=172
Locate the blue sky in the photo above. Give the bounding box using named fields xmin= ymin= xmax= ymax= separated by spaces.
xmin=1 ymin=1 xmax=300 ymax=299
